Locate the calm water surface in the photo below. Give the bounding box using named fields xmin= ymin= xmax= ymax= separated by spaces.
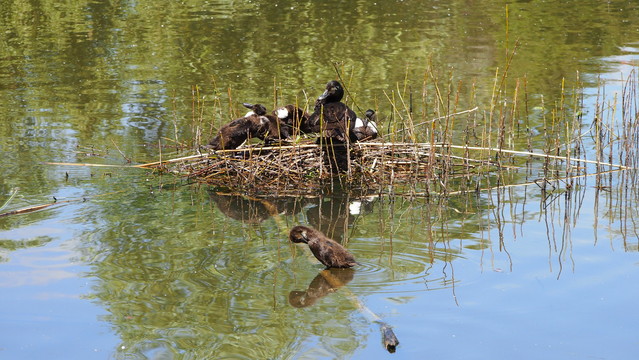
xmin=1 ymin=0 xmax=639 ymax=359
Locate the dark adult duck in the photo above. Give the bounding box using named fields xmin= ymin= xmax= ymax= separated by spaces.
xmin=308 ymin=80 xmax=359 ymax=142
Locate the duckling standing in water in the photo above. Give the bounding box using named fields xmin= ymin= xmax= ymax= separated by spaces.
xmin=289 ymin=225 xmax=358 ymax=268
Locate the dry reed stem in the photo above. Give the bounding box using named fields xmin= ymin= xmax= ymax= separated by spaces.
xmin=444 ymin=144 xmax=631 ymax=170
xmin=42 ymin=162 xmax=143 ymax=168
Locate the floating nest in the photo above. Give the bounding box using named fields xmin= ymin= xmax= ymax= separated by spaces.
xmin=145 ymin=139 xmax=498 ymax=196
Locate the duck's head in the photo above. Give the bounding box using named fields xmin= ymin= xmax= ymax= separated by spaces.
xmin=364 ymin=109 xmax=379 ymax=135
xmin=317 ymin=80 xmax=344 ymax=103
xmin=242 ymin=102 xmax=268 ymax=116
xmin=365 ymin=109 xmax=377 ymax=122
xmin=289 ymin=225 xmax=311 ymax=244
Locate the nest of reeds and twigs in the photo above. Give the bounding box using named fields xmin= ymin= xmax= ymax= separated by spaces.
xmin=145 ymin=138 xmax=499 ymax=196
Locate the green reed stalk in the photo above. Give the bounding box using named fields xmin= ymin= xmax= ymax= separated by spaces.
xmin=0 ymin=187 xmax=19 ymax=212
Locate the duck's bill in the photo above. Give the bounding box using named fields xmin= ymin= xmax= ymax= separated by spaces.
xmin=317 ymin=90 xmax=329 ymax=101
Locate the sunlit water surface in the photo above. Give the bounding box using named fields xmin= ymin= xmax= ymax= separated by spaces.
xmin=1 ymin=1 xmax=639 ymax=359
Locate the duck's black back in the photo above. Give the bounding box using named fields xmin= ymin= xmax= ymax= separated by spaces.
xmin=309 ymin=102 xmax=358 ymax=142
xmin=318 ymin=102 xmax=357 ymax=141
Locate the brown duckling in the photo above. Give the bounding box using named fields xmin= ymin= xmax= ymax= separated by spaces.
xmin=206 ymin=114 xmax=269 ymax=150
xmin=242 ymin=102 xmax=268 ymax=116
xmin=243 ymin=102 xmax=293 ymax=143
xmin=273 ymin=104 xmax=312 ymax=136
xmin=289 ymin=225 xmax=358 ymax=268
xmin=351 ymin=109 xmax=379 ymax=141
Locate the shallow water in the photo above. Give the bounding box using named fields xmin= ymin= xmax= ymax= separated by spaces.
xmin=1 ymin=0 xmax=639 ymax=359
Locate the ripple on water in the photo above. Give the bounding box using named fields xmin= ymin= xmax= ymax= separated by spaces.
xmin=347 ymin=238 xmax=474 ymax=295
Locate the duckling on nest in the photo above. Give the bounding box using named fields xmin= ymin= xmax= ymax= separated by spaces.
xmin=273 ymin=104 xmax=313 ymax=136
xmin=206 ymin=113 xmax=269 ymax=150
xmin=243 ymin=102 xmax=305 ymax=143
xmin=351 ymin=109 xmax=379 ymax=141
xmin=289 ymin=225 xmax=358 ymax=268
xmin=242 ymin=102 xmax=268 ymax=117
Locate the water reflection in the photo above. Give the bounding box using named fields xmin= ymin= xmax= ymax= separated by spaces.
xmin=289 ymin=268 xmax=354 ymax=308
xmin=1 ymin=160 xmax=637 ymax=358
xmin=209 ymin=191 xmax=312 ymax=224
xmin=209 ymin=190 xmax=376 ymax=242
xmin=82 ymin=184 xmax=475 ymax=358
xmin=288 ymin=267 xmax=400 ymax=353
xmin=206 ymin=189 xmax=474 ymax=296
xmin=0 ymin=236 xmax=53 ymax=263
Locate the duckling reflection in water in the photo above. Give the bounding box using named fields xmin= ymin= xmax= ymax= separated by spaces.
xmin=289 ymin=268 xmax=354 ymax=308
xmin=289 ymin=225 xmax=358 ymax=268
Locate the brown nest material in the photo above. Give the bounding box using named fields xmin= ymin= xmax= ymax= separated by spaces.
xmin=145 ymin=140 xmax=495 ymax=196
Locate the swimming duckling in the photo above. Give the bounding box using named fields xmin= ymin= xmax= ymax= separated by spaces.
xmin=289 ymin=225 xmax=358 ymax=268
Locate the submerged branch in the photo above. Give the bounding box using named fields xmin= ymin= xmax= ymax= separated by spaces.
xmin=319 ymin=270 xmax=400 ymax=353
xmin=41 ymin=162 xmax=144 ymax=168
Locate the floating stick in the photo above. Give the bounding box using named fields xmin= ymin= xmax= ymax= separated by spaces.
xmin=319 ymin=269 xmax=400 ymax=353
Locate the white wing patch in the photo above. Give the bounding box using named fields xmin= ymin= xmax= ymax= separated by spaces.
xmin=275 ymin=107 xmax=289 ymax=119
xmin=367 ymin=120 xmax=378 ymax=133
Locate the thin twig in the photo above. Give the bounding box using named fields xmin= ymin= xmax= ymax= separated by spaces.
xmin=110 ymin=139 xmax=132 ymax=163
xmin=385 ymin=107 xmax=479 ymax=137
